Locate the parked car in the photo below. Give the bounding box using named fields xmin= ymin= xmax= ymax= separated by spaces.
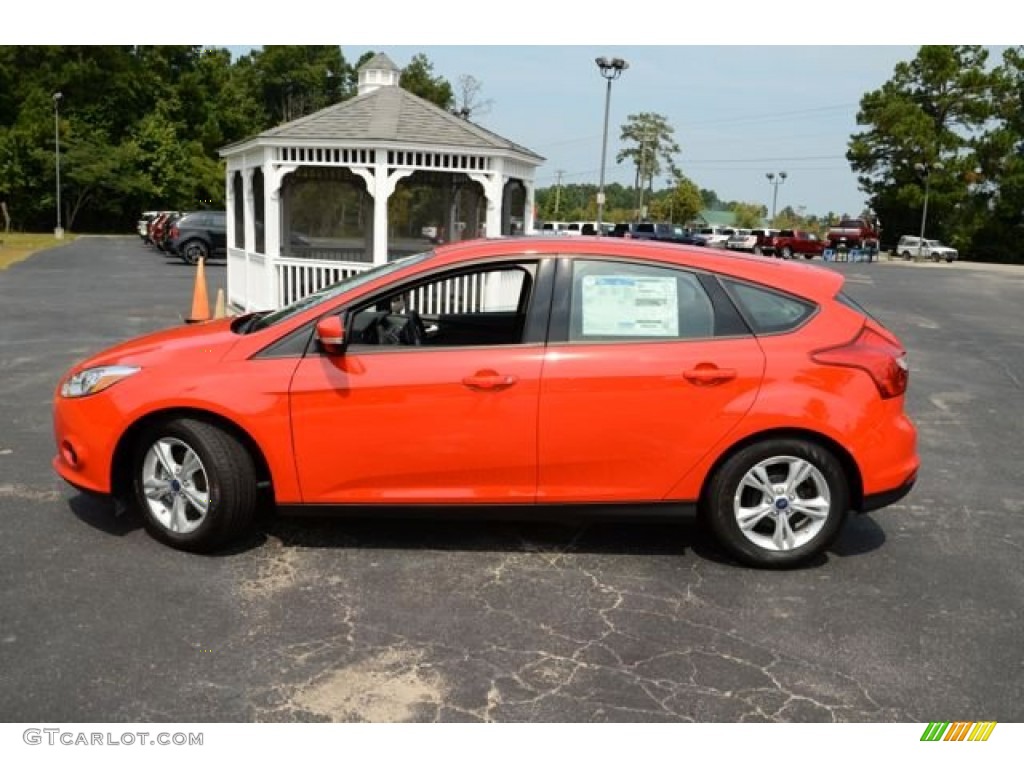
xmin=764 ymin=229 xmax=826 ymax=259
xmin=610 ymin=222 xmax=694 ymax=244
xmin=53 ymin=237 xmax=918 ymax=568
xmin=137 ymin=211 xmax=159 ymax=243
xmin=750 ymin=229 xmax=779 ymax=255
xmin=725 ymin=229 xmax=755 ymax=251
xmin=692 ymin=226 xmax=734 ymax=248
xmin=897 ymin=235 xmax=958 ymax=262
xmin=826 ymin=217 xmax=880 ymax=252
xmin=167 ymin=210 xmax=228 ymax=264
xmin=148 ymin=211 xmax=179 ymax=251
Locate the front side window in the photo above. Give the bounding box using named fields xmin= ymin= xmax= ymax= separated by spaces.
xmin=568 ymin=260 xmax=715 ymax=342
xmin=348 ymin=262 xmax=537 ymax=349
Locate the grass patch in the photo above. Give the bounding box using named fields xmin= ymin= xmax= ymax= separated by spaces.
xmin=0 ymin=232 xmax=77 ymax=270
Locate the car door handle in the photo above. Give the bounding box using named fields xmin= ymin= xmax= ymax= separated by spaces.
xmin=462 ymin=370 xmax=518 ymax=391
xmin=683 ymin=365 xmax=737 ymax=385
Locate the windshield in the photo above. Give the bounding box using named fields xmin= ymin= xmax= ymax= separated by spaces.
xmin=246 ymin=251 xmax=435 ymax=333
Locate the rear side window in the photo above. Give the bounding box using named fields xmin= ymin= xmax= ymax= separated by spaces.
xmin=722 ymin=279 xmax=816 ymax=334
xmin=569 ymin=260 xmax=716 ymax=341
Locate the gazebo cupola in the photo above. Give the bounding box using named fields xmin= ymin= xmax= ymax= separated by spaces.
xmin=357 ymin=53 xmax=401 ymax=95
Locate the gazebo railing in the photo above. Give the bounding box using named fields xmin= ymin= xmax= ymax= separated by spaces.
xmin=232 ymin=250 xmax=513 ymax=316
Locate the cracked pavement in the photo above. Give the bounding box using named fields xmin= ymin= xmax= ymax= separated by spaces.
xmin=1 ymin=239 xmax=1021 ymax=722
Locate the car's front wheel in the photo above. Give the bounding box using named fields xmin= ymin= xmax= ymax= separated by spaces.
xmin=781 ymin=246 xmax=793 ymax=259
xmin=181 ymin=240 xmax=209 ymax=265
xmin=133 ymin=419 xmax=257 ymax=551
xmin=703 ymin=439 xmax=850 ymax=568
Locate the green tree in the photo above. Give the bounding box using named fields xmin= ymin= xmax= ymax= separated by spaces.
xmin=847 ymin=45 xmax=999 ymax=250
xmin=251 ymin=45 xmax=349 ymax=125
xmin=731 ymin=202 xmax=766 ymax=229
xmin=399 ymin=53 xmax=454 ymax=110
xmin=649 ymin=173 xmax=702 ymax=224
xmin=968 ymin=46 xmax=1024 ymax=262
xmin=616 ymin=113 xmax=680 ymax=215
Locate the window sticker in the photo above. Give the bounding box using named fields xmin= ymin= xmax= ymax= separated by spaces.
xmin=581 ymin=275 xmax=679 ymax=337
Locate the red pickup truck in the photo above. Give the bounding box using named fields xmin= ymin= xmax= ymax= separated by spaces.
xmin=826 ymin=217 xmax=880 ymax=251
xmin=762 ymin=229 xmax=826 ymax=259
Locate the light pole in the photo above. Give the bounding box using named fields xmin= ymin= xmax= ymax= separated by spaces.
xmin=595 ymin=56 xmax=628 ymax=234
xmin=53 ymin=92 xmax=63 ymax=238
xmin=766 ymin=171 xmax=787 ymax=225
xmin=914 ymin=161 xmax=943 ymax=260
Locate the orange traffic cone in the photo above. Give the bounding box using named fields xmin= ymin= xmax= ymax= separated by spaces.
xmin=185 ymin=258 xmax=210 ymax=323
xmin=213 ymin=288 xmax=226 ymax=319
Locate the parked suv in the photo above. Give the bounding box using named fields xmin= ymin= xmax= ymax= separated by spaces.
xmin=897 ymin=235 xmax=958 ymax=263
xmin=167 ymin=210 xmax=228 ymax=264
xmin=610 ymin=222 xmax=694 ymax=244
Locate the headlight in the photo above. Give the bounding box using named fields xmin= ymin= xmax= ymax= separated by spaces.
xmin=60 ymin=365 xmax=141 ymax=398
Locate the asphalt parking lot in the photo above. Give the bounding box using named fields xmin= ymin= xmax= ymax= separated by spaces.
xmin=1 ymin=236 xmax=1022 ymax=722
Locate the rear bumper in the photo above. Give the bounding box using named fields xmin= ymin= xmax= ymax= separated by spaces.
xmin=861 ymin=469 xmax=917 ymax=513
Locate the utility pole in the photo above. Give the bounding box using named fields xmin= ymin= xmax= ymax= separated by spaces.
xmin=554 ymin=170 xmax=564 ymax=218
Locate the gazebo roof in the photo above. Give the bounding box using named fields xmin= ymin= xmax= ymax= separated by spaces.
xmin=222 ymin=83 xmax=543 ymax=162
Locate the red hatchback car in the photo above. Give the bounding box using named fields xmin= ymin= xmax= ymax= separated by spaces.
xmin=53 ymin=238 xmax=918 ymax=567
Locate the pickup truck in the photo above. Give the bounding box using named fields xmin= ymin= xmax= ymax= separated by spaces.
xmin=763 ymin=229 xmax=825 ymax=259
xmin=826 ymin=217 xmax=880 ymax=251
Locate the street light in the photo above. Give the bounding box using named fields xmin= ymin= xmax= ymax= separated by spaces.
xmin=53 ymin=92 xmax=63 ymax=239
xmin=766 ymin=171 xmax=787 ymax=224
xmin=595 ymin=56 xmax=628 ymax=234
xmin=914 ymin=161 xmax=943 ymax=261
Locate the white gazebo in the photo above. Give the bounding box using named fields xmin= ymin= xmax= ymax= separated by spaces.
xmin=219 ymin=53 xmax=545 ymax=312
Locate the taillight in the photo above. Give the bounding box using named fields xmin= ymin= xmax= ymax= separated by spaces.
xmin=170 ymin=226 xmax=179 ymax=239
xmin=811 ymin=325 xmax=909 ymax=399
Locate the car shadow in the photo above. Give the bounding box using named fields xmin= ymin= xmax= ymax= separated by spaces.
xmin=68 ymin=493 xmax=143 ymax=538
xmin=67 ymin=495 xmax=887 ymax=567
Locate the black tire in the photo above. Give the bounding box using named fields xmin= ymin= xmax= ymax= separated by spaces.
xmin=133 ymin=418 xmax=257 ymax=552
xmin=945 ymin=256 xmax=954 ymax=263
xmin=901 ymin=250 xmax=912 ymax=260
xmin=703 ymin=439 xmax=850 ymax=568
xmin=181 ymin=239 xmax=209 ymax=265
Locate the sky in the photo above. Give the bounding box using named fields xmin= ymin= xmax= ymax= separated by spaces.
xmin=7 ymin=3 xmax=1012 ymax=219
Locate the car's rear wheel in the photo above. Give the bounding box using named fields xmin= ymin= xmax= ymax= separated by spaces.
xmin=781 ymin=246 xmax=793 ymax=259
xmin=133 ymin=419 xmax=257 ymax=551
xmin=902 ymin=250 xmax=912 ymax=260
xmin=946 ymin=255 xmax=954 ymax=263
xmin=181 ymin=240 xmax=209 ymax=265
xmin=704 ymin=439 xmax=849 ymax=568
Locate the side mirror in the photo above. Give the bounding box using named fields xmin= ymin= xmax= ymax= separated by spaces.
xmin=315 ymin=315 xmax=347 ymax=355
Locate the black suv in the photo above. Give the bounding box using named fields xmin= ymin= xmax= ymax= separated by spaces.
xmin=168 ymin=210 xmax=228 ymax=265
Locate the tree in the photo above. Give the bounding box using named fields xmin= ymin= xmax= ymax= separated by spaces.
xmin=616 ymin=113 xmax=680 ymax=215
xmin=455 ymin=74 xmax=493 ymax=118
xmin=649 ymin=173 xmax=702 ymax=224
xmin=731 ymin=202 xmax=766 ymax=229
xmin=251 ymin=46 xmax=349 ymax=125
xmin=847 ymin=46 xmax=999 ymax=248
xmin=968 ymin=46 xmax=1024 ymax=261
xmin=399 ymin=54 xmax=454 ymax=110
